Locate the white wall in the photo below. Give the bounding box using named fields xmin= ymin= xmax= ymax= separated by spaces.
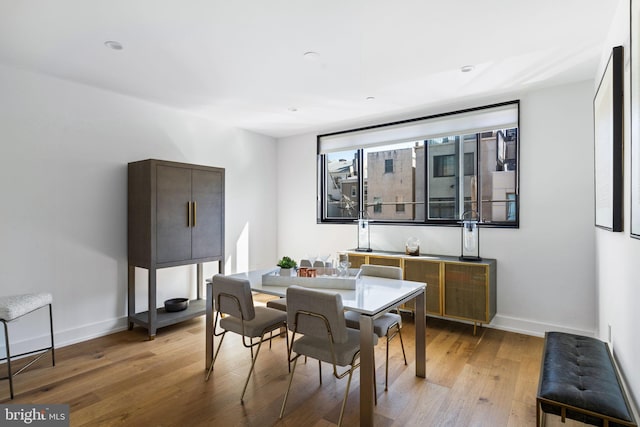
xmin=0 ymin=64 xmax=278 ymax=351
xmin=594 ymin=0 xmax=640 ymax=414
xmin=277 ymin=80 xmax=596 ymax=338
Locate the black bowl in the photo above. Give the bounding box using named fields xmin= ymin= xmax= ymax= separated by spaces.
xmin=164 ymin=298 xmax=189 ymax=312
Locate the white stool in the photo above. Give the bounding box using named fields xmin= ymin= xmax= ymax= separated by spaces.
xmin=0 ymin=293 xmax=55 ymax=399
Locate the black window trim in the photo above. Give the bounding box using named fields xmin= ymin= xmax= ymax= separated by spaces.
xmin=317 ymin=100 xmax=520 ymax=228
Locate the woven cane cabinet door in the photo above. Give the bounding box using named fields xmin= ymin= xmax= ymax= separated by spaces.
xmin=443 ymin=260 xmax=496 ymax=324
xmin=404 ymin=258 xmax=442 ymax=315
xmin=367 ymin=254 xmax=403 ymax=268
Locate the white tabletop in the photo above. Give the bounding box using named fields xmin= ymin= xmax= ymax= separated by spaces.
xmin=227 ymin=268 xmax=426 ymax=317
xmin=207 ymin=268 xmax=427 ymax=426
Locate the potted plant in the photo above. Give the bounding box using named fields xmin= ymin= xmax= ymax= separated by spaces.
xmin=277 ymin=256 xmax=297 ymax=276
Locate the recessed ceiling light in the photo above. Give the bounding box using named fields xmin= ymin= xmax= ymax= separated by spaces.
xmin=303 ymin=51 xmax=320 ymax=61
xmin=460 ymin=65 xmax=474 ymax=73
xmin=104 ymin=40 xmax=123 ymax=50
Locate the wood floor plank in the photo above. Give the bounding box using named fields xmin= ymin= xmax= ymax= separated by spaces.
xmin=1 ymin=315 xmax=545 ymax=426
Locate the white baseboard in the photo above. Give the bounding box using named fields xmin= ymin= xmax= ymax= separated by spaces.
xmin=487 ymin=314 xmax=596 ymax=338
xmin=1 ymin=316 xmax=129 ymax=358
xmin=55 ymin=316 xmax=130 ymax=348
xmin=3 ymin=313 xmax=596 ymax=359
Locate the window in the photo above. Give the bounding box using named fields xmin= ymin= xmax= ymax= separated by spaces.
xmin=318 ymin=101 xmax=519 ymax=227
xmin=385 ymin=159 xmax=394 ymax=173
xmin=321 ymin=150 xmax=359 ymax=219
xmin=433 ymin=155 xmax=455 ymax=177
xmin=373 ymin=197 xmax=382 ymax=213
xmin=464 ymin=152 xmax=475 ymax=176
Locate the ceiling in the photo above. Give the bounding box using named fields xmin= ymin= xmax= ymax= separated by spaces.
xmin=0 ymin=0 xmax=621 ymax=138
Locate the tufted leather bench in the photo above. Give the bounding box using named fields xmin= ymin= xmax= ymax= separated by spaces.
xmin=537 ymin=332 xmax=637 ymax=427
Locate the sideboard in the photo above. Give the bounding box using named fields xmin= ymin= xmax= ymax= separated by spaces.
xmin=346 ymin=250 xmax=496 ymax=334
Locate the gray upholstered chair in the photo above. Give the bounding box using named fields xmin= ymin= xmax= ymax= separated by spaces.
xmin=266 ymin=297 xmax=288 ymax=347
xmin=206 ymin=274 xmax=288 ymax=402
xmin=266 ymin=297 xmax=287 ymax=312
xmin=344 ymin=264 xmax=407 ymax=393
xmin=280 ymin=285 xmax=377 ymax=427
xmin=0 ymin=292 xmax=55 ymax=399
xmin=299 ymin=259 xmax=312 ymax=268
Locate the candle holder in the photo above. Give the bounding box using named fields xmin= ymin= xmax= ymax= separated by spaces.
xmin=459 ymin=210 xmax=481 ymax=261
xmin=355 ymin=210 xmax=372 ymax=252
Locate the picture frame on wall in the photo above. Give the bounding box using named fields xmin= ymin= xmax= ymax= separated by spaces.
xmin=631 ymin=1 xmax=640 ymax=238
xmin=594 ymin=45 xmax=624 ymax=232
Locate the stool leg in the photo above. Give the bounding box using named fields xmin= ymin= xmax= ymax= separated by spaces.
xmin=2 ymin=320 xmax=14 ymax=399
xmin=48 ymin=304 xmax=55 ymax=366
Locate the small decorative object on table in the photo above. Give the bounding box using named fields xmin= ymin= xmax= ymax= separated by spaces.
xmin=262 ymin=268 xmax=361 ymax=290
xmin=337 ymin=252 xmax=350 ymax=277
xmin=405 ymin=237 xmax=420 ymax=256
xmin=277 ymin=256 xmax=297 ymax=276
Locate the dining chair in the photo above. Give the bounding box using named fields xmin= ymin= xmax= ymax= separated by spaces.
xmin=344 ymin=264 xmax=407 ymax=395
xmin=206 ymin=274 xmax=288 ymax=402
xmin=280 ymin=285 xmax=377 ymax=427
xmin=299 ymin=259 xmax=312 ymax=267
xmin=266 ymin=297 xmax=287 ymax=312
xmin=266 ymin=297 xmax=288 ymax=347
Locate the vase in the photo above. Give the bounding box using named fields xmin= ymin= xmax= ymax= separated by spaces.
xmin=279 ymin=268 xmax=292 ymax=276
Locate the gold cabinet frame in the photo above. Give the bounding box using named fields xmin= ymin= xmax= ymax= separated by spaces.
xmin=347 ymin=251 xmax=496 ymax=334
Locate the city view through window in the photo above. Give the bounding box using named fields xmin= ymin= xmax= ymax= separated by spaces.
xmin=321 ymin=128 xmax=518 ymax=226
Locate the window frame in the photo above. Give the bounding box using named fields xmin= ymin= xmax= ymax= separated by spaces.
xmin=384 ymin=158 xmax=394 ymax=174
xmin=317 ymin=101 xmax=520 ymax=228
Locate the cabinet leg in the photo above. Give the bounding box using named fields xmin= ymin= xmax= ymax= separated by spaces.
xmin=128 ymin=321 xmax=134 ymax=330
xmin=197 ymin=263 xmax=203 ymax=300
xmin=473 ymin=322 xmax=477 ymax=336
xmin=148 ymin=268 xmax=157 ymax=339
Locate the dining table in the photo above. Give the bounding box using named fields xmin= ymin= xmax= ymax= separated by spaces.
xmin=205 ymin=268 xmax=426 ymax=427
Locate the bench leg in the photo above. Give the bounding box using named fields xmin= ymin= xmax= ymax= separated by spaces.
xmin=536 ymin=399 xmax=545 ymax=427
xmin=2 ymin=320 xmax=14 ymax=399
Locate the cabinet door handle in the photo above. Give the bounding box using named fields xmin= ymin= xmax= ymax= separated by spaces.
xmin=192 ymin=201 xmax=197 ymax=227
xmin=187 ymin=202 xmax=192 ymax=227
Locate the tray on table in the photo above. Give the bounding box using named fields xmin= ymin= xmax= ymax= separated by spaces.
xmin=262 ymin=268 xmax=361 ymax=290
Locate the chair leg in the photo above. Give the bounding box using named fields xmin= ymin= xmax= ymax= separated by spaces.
xmin=384 ymin=323 xmax=407 ymax=392
xmin=338 ymin=367 xmax=355 ymax=427
xmin=397 ymin=324 xmax=407 ymax=366
xmin=48 ymin=304 xmax=55 ymax=367
xmin=241 ymin=334 xmax=266 ymax=402
xmin=280 ymin=356 xmax=299 ymax=419
xmin=205 ymin=332 xmax=226 ymax=381
xmin=385 ymin=332 xmax=390 ymax=392
xmin=284 ymin=328 xmax=290 ymax=373
xmin=373 ymin=358 xmax=378 ymax=405
xmin=2 ymin=320 xmax=13 ymax=399
xmin=318 ymin=360 xmax=322 ymax=385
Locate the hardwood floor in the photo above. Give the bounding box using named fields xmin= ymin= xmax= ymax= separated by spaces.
xmin=2 ymin=304 xmax=544 ymax=426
